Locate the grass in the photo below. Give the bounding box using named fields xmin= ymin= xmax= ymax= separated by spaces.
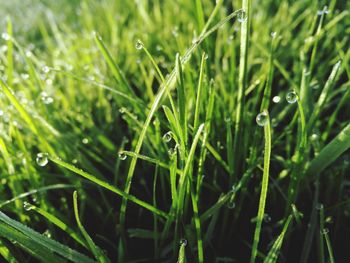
xmin=0 ymin=0 xmax=349 ymax=262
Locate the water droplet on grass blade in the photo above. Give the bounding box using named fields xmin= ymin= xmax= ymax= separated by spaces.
xmin=272 ymin=96 xmax=281 ymax=103
xmin=118 ymin=151 xmax=127 ymax=160
xmin=227 ymin=200 xmax=235 ymax=209
xmin=316 ymin=203 xmax=324 ymax=210
xmin=286 ymin=91 xmax=298 ymax=104
xmin=264 ymin=214 xmax=272 ymax=223
xmin=135 ymin=39 xmax=144 ymax=50
xmin=1 ymin=33 xmax=10 ymax=41
xmin=82 ymin=138 xmax=89 ymax=144
xmin=40 ymin=92 xmax=54 ymax=104
xmin=42 ymin=66 xmax=50 ymax=74
xmin=23 ymin=202 xmax=33 ymax=211
xmin=180 ymin=239 xmax=187 ymax=246
xmin=237 ymin=9 xmax=247 ymax=23
xmin=36 ymin=153 xmax=48 ymax=166
xmin=320 ymin=228 xmax=329 ymax=235
xmin=162 ymin=131 xmax=172 ymax=143
xmin=256 ymin=111 xmax=268 ymax=127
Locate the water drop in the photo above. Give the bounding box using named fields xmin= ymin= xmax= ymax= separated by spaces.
xmin=1 ymin=33 xmax=10 ymax=41
xmin=82 ymin=138 xmax=89 ymax=144
xmin=320 ymin=228 xmax=329 ymax=235
xmin=286 ymin=91 xmax=298 ymax=104
xmin=237 ymin=9 xmax=247 ymax=23
xmin=40 ymin=92 xmax=54 ymax=104
xmin=72 ymin=159 xmax=78 ymax=164
xmin=43 ymin=229 xmax=52 ymax=238
xmin=25 ymin=50 xmax=33 ymax=57
xmin=204 ymin=53 xmax=209 ymax=60
xmin=21 ymin=73 xmax=30 ymax=80
xmin=162 ymin=131 xmax=172 ymax=143
xmin=119 ymin=107 xmax=126 ymax=114
xmin=310 ymin=133 xmax=319 ymax=141
xmin=23 ymin=201 xmax=33 ymax=211
xmin=227 ymin=200 xmax=235 ymax=209
xmin=272 ymin=95 xmax=281 ymax=103
xmin=264 ymin=214 xmax=272 ymax=223
xmin=271 ymin=31 xmax=277 ymax=38
xmin=316 ymin=203 xmax=323 ymax=210
xmin=317 ymin=6 xmax=329 ymax=16
xmin=256 ymin=111 xmax=268 ymax=127
xmin=135 ymin=39 xmax=144 ymax=50
xmin=36 ymin=153 xmax=48 ymax=167
xmin=180 ymin=239 xmax=187 ymax=246
xmin=118 ymin=151 xmax=127 ymax=160
xmin=171 ymin=27 xmax=179 ymax=37
xmin=42 ymin=66 xmax=50 ymax=74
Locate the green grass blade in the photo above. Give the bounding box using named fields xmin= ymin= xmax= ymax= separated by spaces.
xmin=263 ymin=215 xmax=293 ymax=263
xmin=0 ymin=212 xmax=95 ymax=263
xmin=305 ymin=123 xmax=350 ymax=178
xmin=49 ymin=156 xmax=168 ymax=218
xmin=250 ymin=110 xmax=271 ymax=263
xmin=73 ymin=191 xmax=108 ymax=263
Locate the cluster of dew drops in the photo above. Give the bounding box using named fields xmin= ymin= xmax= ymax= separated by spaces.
xmin=256 ymin=90 xmax=298 ymax=127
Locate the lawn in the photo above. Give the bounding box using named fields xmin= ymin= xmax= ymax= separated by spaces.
xmin=0 ymin=0 xmax=349 ymax=262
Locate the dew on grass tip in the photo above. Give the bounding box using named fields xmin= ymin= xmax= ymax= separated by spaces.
xmin=286 ymin=91 xmax=298 ymax=104
xmin=162 ymin=131 xmax=172 ymax=143
xmin=42 ymin=66 xmax=50 ymax=74
xmin=227 ymin=200 xmax=236 ymax=209
xmin=23 ymin=201 xmax=33 ymax=211
xmin=256 ymin=111 xmax=268 ymax=127
xmin=237 ymin=9 xmax=247 ymax=23
xmin=264 ymin=214 xmax=272 ymax=223
xmin=320 ymin=228 xmax=329 ymax=235
xmin=180 ymin=239 xmax=187 ymax=246
xmin=316 ymin=203 xmax=324 ymax=210
xmin=118 ymin=151 xmax=127 ymax=160
xmin=40 ymin=92 xmax=54 ymax=104
xmin=1 ymin=33 xmax=10 ymax=41
xmin=82 ymin=138 xmax=89 ymax=144
xmin=135 ymin=39 xmax=144 ymax=50
xmin=272 ymin=96 xmax=281 ymax=103
xmin=36 ymin=153 xmax=48 ymax=166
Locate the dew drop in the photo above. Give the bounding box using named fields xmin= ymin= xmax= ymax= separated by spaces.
xmin=119 ymin=107 xmax=126 ymax=114
xmin=40 ymin=92 xmax=54 ymax=104
xmin=286 ymin=91 xmax=298 ymax=104
xmin=272 ymin=95 xmax=281 ymax=103
xmin=320 ymin=228 xmax=329 ymax=235
xmin=310 ymin=133 xmax=319 ymax=141
xmin=264 ymin=214 xmax=272 ymax=223
xmin=118 ymin=151 xmax=127 ymax=160
xmin=43 ymin=229 xmax=52 ymax=238
xmin=237 ymin=9 xmax=247 ymax=23
xmin=162 ymin=131 xmax=172 ymax=143
xmin=180 ymin=238 xmax=187 ymax=246
xmin=256 ymin=111 xmax=268 ymax=127
xmin=271 ymin=31 xmax=277 ymax=38
xmin=316 ymin=203 xmax=324 ymax=210
xmin=36 ymin=153 xmax=48 ymax=167
xmin=1 ymin=33 xmax=10 ymax=41
xmin=227 ymin=200 xmax=236 ymax=209
xmin=23 ymin=201 xmax=33 ymax=211
xmin=171 ymin=27 xmax=179 ymax=37
xmin=42 ymin=66 xmax=50 ymax=74
xmin=135 ymin=39 xmax=144 ymax=50
xmin=82 ymin=138 xmax=89 ymax=144
xmin=204 ymin=53 xmax=209 ymax=60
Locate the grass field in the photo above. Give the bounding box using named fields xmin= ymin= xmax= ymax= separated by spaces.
xmin=0 ymin=0 xmax=349 ymax=262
